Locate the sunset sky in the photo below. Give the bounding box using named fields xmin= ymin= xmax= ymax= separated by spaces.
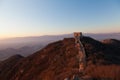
xmin=0 ymin=0 xmax=120 ymax=39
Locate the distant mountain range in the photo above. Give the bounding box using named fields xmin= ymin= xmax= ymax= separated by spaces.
xmin=0 ymin=34 xmax=73 ymax=50
xmin=0 ymin=45 xmax=44 ymax=61
xmin=0 ymin=33 xmax=120 ymax=49
xmin=0 ymin=33 xmax=119 ymax=60
xmin=85 ymin=33 xmax=120 ymax=40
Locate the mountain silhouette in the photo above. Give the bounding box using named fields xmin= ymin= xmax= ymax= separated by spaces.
xmin=0 ymin=36 xmax=120 ymax=80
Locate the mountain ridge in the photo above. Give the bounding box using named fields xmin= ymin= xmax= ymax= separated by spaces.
xmin=0 ymin=36 xmax=120 ymax=80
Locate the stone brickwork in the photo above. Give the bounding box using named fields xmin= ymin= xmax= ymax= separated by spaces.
xmin=64 ymin=32 xmax=86 ymax=80
xmin=74 ymin=32 xmax=86 ymax=73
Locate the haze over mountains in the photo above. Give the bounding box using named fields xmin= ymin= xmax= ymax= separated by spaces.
xmin=0 ymin=46 xmax=43 ymax=60
xmin=0 ymin=33 xmax=119 ymax=60
xmin=0 ymin=35 xmax=120 ymax=80
xmin=0 ymin=33 xmax=120 ymax=50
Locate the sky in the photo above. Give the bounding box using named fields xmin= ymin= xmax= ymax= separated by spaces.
xmin=0 ymin=0 xmax=120 ymax=39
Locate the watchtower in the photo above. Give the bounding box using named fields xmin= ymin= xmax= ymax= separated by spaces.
xmin=74 ymin=32 xmax=82 ymax=37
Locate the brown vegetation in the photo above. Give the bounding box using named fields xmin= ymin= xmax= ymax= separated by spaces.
xmin=85 ymin=64 xmax=120 ymax=80
xmin=0 ymin=36 xmax=120 ymax=80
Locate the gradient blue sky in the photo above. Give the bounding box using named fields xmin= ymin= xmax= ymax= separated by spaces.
xmin=0 ymin=0 xmax=120 ymax=38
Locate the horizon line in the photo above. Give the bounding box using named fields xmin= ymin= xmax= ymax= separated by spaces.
xmin=0 ymin=32 xmax=120 ymax=40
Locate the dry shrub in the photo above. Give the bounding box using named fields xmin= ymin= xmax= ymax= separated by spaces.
xmin=85 ymin=64 xmax=120 ymax=80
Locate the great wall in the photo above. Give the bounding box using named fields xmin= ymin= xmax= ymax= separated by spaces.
xmin=64 ymin=32 xmax=86 ymax=80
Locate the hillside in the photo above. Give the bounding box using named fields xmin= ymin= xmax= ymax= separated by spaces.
xmin=0 ymin=55 xmax=23 ymax=80
xmin=0 ymin=36 xmax=120 ymax=80
xmin=0 ymin=45 xmax=44 ymax=61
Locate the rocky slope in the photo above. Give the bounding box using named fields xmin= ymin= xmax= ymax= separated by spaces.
xmin=0 ymin=36 xmax=120 ymax=80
